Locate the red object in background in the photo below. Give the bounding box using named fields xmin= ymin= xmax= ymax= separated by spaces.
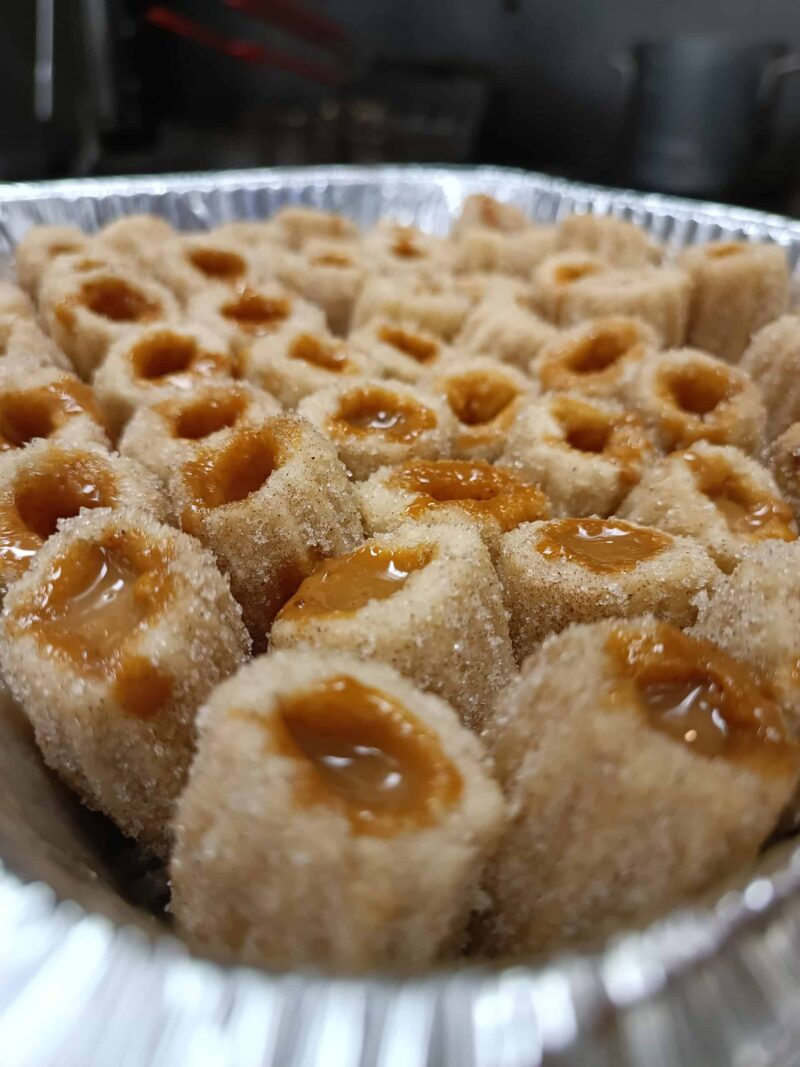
xmin=224 ymin=0 xmax=348 ymax=54
xmin=145 ymin=4 xmax=349 ymax=87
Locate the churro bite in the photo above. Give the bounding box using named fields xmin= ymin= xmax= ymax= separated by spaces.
xmin=170 ymin=651 xmax=506 ymax=970
xmin=349 ymin=318 xmax=452 ymax=384
xmin=92 ymin=323 xmax=237 ymax=433
xmin=740 ymin=315 xmax=800 ymax=439
xmin=39 ymin=255 xmax=180 ymax=379
xmin=362 ymin=221 xmax=454 ymax=282
xmin=352 ymin=276 xmax=470 ymax=341
xmin=151 ymin=233 xmax=258 ymax=302
xmin=0 ymin=359 xmax=110 ymax=452
xmin=691 ymin=542 xmax=800 ymax=729
xmin=482 ymin=617 xmax=800 ymax=956
xmin=0 ymin=281 xmax=35 ymax=320
xmin=630 ymin=347 xmax=766 ymax=454
xmin=93 ymin=213 xmax=176 ymax=272
xmin=276 ymin=238 xmax=367 ymax=335
xmin=0 ymin=439 xmax=168 ymax=596
xmin=271 ymin=520 xmax=516 ymax=729
xmin=538 ymin=258 xmax=691 ymax=345
xmin=498 ymin=518 xmax=718 ymax=659
xmin=453 ymin=226 xmax=559 ymax=277
xmin=0 ymin=316 xmax=71 ymax=370
xmin=619 ymin=442 xmax=797 ymax=572
xmin=239 ymin=326 xmax=371 ymax=407
xmin=15 ymin=224 xmax=89 ymax=297
xmin=680 ymin=240 xmax=790 ymax=363
xmin=169 ymin=415 xmax=363 ymax=646
xmin=454 ymin=193 xmax=531 ymax=235
xmin=769 ymin=421 xmax=800 ymax=518
xmin=531 ymin=316 xmax=657 ymax=403
xmin=0 ymin=508 xmax=250 ymax=856
xmin=358 ymin=459 xmax=549 ymax=557
xmin=186 ymin=282 xmax=325 ymax=353
xmin=501 ymin=393 xmax=654 ymax=516
xmin=271 ymin=205 xmax=358 ymax=250
xmin=119 ymin=380 xmax=281 ymax=484
xmin=557 ymin=212 xmax=662 ymax=267
xmin=457 ymin=290 xmax=559 ymax=370
xmin=531 ymin=252 xmax=609 ymax=321
xmin=426 ymin=357 xmax=531 ymax=461
xmin=298 ymin=379 xmax=455 ymax=480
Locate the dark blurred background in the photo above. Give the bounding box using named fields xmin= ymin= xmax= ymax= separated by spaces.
xmin=5 ymin=0 xmax=800 ymax=211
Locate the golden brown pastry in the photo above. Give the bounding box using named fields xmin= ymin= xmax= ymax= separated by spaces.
xmin=349 ymin=319 xmax=454 ymax=384
xmin=352 ymin=276 xmax=471 ymax=341
xmin=15 ymin=224 xmax=89 ymax=297
xmin=457 ymin=290 xmax=558 ymax=370
xmin=557 ymin=212 xmax=662 ymax=267
xmin=740 ymin=315 xmax=800 ymax=439
xmin=276 ymin=237 xmax=367 ymax=335
xmin=186 ymin=282 xmax=325 ymax=353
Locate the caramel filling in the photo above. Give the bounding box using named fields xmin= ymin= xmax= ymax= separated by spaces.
xmin=311 ymin=252 xmax=352 ymax=268
xmin=567 ymin=327 xmax=637 ymax=374
xmin=684 ymin=451 xmax=797 ymax=541
xmin=187 ymin=247 xmax=246 ymax=281
xmin=277 ymin=542 xmax=432 ymax=621
xmin=606 ymin=622 xmax=799 ymax=774
xmin=79 ymin=277 xmax=160 ymax=323
xmin=269 ymin=674 xmax=462 ymax=835
xmin=131 ymin=331 xmax=227 ymax=384
xmin=551 ymin=396 xmax=646 ymax=479
xmin=331 ymin=386 xmax=437 ymax=443
xmin=391 ymin=231 xmax=424 ymax=259
xmin=221 ymin=291 xmax=291 ymax=335
xmin=0 ymin=380 xmax=106 ymax=450
xmin=11 ymin=530 xmax=175 ymax=716
xmin=554 ymin=261 xmax=601 ymax=285
xmin=392 ymin=459 xmax=549 ymax=532
xmin=705 ymin=242 xmax=746 ymax=259
xmin=446 ymin=373 xmax=519 ymax=427
xmin=289 ymin=333 xmax=349 ymax=372
xmin=171 ymin=391 xmax=247 ymax=440
xmin=537 ymin=518 xmax=671 ymax=573
xmin=377 ymin=325 xmax=439 ymax=364
xmin=181 ymin=425 xmax=285 ymax=513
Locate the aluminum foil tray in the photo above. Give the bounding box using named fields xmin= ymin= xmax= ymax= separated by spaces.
xmin=2 ymin=165 xmax=800 ymax=1067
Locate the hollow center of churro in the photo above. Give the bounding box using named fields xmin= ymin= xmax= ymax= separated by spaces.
xmin=19 ymin=531 xmax=173 ymax=677
xmin=684 ymin=451 xmax=797 ymax=541
xmin=554 ymin=262 xmax=600 ymax=285
xmin=278 ymin=542 xmax=432 ymax=621
xmin=79 ymin=277 xmax=159 ymax=323
xmin=537 ymin=518 xmax=671 ymax=573
xmin=13 ymin=454 xmax=116 ymax=542
xmin=446 ymin=373 xmax=519 ymax=426
xmin=568 ymin=330 xmax=634 ymax=374
xmin=311 ymin=252 xmax=352 ymax=268
xmin=392 ymin=459 xmax=549 ymax=531
xmin=173 ymin=392 xmax=247 ymax=440
xmin=606 ymin=622 xmax=799 ymax=773
xmin=289 ymin=333 xmax=349 ymax=372
xmin=705 ymin=242 xmax=745 ymax=259
xmin=184 ymin=427 xmax=281 ymax=508
xmin=377 ymin=325 xmax=439 ymax=363
xmin=187 ymin=247 xmax=246 ymax=280
xmin=565 ymin=419 xmax=611 ymax=453
xmin=132 ymin=333 xmax=201 ymax=380
xmin=221 ymin=291 xmax=291 ymax=334
xmin=275 ymin=674 xmax=462 ymax=835
xmin=0 ymin=380 xmax=102 ymax=450
xmin=668 ymin=364 xmax=731 ymax=416
xmin=333 ymin=386 xmax=437 ymax=442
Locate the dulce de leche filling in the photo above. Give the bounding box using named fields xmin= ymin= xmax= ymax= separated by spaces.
xmin=289 ymin=333 xmax=350 ymax=372
xmin=551 ymin=396 xmax=648 ymax=481
xmin=131 ymin=331 xmax=230 ymax=385
xmin=538 ymin=322 xmax=645 ymax=394
xmin=446 ymin=373 xmax=519 ymax=428
xmin=0 ymin=380 xmax=108 ymax=451
xmin=221 ymin=290 xmax=291 ymax=335
xmin=166 ymin=389 xmax=248 ymax=440
xmin=0 ymin=451 xmax=117 ymax=580
xmin=277 ymin=541 xmax=433 ymax=622
xmin=57 ymin=277 xmax=161 ymax=332
xmin=606 ymin=621 xmax=799 ymax=774
xmin=659 ymin=362 xmax=737 ymax=449
xmin=11 ymin=530 xmax=175 ymax=717
xmin=537 ymin=518 xmax=671 ymax=573
xmin=683 ymin=451 xmax=797 ymax=542
xmin=331 ymin=386 xmax=437 ymax=443
xmin=270 ymin=674 xmax=462 ymax=835
xmin=391 ymin=459 xmax=549 ymax=532
xmin=186 ymin=246 xmax=246 ymax=281
xmin=377 ymin=325 xmax=439 ymax=364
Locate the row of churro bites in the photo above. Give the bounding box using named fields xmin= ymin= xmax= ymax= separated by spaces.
xmin=170 ymin=651 xmax=506 ymax=970
xmin=0 ymin=507 xmax=250 ymax=857
xmin=481 ymin=616 xmax=800 ymax=956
